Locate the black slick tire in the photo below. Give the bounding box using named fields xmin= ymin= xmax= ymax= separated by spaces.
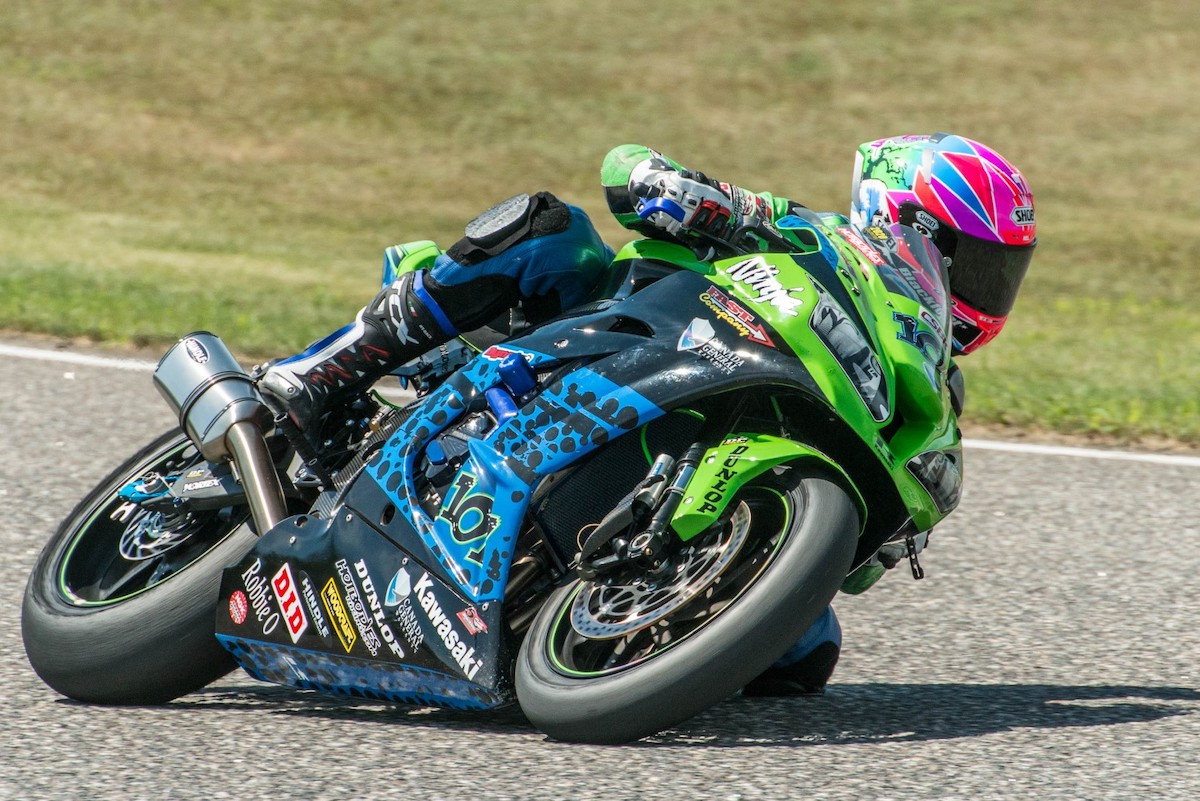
xmin=21 ymin=431 xmax=257 ymax=704
xmin=515 ymin=473 xmax=859 ymax=743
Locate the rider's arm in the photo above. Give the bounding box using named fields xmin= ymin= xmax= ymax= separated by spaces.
xmin=601 ymin=144 xmax=802 ymax=254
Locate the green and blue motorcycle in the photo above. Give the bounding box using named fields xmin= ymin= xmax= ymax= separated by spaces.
xmin=23 ymin=210 xmax=962 ymax=743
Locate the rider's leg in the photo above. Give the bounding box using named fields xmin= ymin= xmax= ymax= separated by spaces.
xmin=260 ymin=192 xmax=612 ymax=428
xmin=741 ymin=605 xmax=841 ymax=696
xmin=258 ymin=269 xmax=455 ymax=427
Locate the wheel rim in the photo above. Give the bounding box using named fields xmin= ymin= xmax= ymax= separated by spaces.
xmin=57 ymin=437 xmax=250 ymax=607
xmin=546 ymin=485 xmax=793 ymax=678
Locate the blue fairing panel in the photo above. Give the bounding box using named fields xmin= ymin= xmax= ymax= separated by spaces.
xmin=217 ymin=635 xmax=505 ymax=710
xmin=365 ymin=343 xmax=663 ymax=604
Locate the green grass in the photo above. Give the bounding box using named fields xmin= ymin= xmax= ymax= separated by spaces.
xmin=1 ymin=0 xmax=1199 ymax=442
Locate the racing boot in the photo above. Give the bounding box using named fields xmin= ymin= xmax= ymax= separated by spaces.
xmin=260 ymin=191 xmax=613 ymax=432
xmin=741 ymin=605 xmax=842 ymax=696
xmin=259 ymin=270 xmax=456 ymax=431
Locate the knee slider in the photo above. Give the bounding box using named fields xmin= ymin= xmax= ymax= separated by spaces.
xmin=446 ymin=191 xmax=572 ymax=266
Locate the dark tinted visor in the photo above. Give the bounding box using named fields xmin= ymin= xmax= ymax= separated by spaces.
xmin=948 ymin=231 xmax=1035 ymax=317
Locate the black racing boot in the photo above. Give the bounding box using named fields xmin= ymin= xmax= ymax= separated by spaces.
xmin=740 ymin=642 xmax=840 ymax=697
xmin=741 ymin=605 xmax=841 ymax=697
xmin=258 ymin=271 xmax=454 ymax=431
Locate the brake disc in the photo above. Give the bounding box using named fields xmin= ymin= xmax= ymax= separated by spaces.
xmin=569 ymin=500 xmax=752 ymax=639
xmin=118 ymin=508 xmax=208 ymax=561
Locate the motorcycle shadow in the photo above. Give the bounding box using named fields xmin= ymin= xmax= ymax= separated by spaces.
xmin=644 ymin=682 xmax=1200 ymax=747
xmin=158 ymin=679 xmax=1200 ymax=746
xmin=167 ymin=678 xmax=538 ymax=736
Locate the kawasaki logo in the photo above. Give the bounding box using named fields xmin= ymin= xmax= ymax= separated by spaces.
xmin=413 ymin=572 xmax=483 ymax=680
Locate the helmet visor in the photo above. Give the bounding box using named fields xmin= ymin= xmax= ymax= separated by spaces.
xmin=946 ymin=231 xmax=1035 ymax=318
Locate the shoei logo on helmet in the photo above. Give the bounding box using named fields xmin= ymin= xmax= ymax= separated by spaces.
xmin=915 ymin=210 xmax=940 ymax=232
xmin=184 ymin=337 xmax=209 ymax=364
xmin=1011 ymin=206 xmax=1035 ymax=226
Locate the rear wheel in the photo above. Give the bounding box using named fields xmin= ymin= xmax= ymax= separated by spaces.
xmin=515 ymin=468 xmax=859 ymax=743
xmin=22 ymin=430 xmax=258 ymax=704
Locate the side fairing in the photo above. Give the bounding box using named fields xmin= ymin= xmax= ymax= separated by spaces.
xmin=215 ymin=509 xmax=514 ymax=709
xmin=681 ymin=212 xmax=962 ymax=533
xmin=355 ymin=272 xmax=836 ymax=603
xmin=815 ymin=216 xmax=963 ymax=528
xmin=361 ymin=344 xmax=666 ymax=604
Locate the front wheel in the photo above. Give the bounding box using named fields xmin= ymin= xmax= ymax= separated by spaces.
xmin=515 ymin=469 xmax=859 ymax=743
xmin=22 ymin=430 xmax=258 ymax=704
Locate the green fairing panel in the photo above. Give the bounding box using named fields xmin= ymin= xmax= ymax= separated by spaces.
xmin=671 ymin=434 xmax=866 ymax=541
xmin=796 ymin=218 xmax=960 ymax=531
xmin=610 ymin=239 xmax=711 ymax=276
xmin=684 ymin=216 xmax=960 ymax=534
xmin=830 ymin=223 xmax=961 ymax=528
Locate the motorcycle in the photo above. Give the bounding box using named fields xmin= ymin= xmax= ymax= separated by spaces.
xmin=21 ymin=209 xmax=963 ymax=743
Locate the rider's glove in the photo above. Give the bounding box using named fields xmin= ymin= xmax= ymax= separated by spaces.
xmin=628 ymin=157 xmax=770 ymax=252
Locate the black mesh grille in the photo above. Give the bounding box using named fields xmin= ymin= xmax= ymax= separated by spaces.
xmin=313 ymin=405 xmax=412 ymax=519
xmin=531 ymin=410 xmax=704 ymax=564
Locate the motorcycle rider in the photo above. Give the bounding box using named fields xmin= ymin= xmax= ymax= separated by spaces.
xmin=260 ymin=133 xmax=1038 ymax=695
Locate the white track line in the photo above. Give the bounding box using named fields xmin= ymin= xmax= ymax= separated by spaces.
xmin=3 ymin=342 xmax=1199 ymax=467
xmin=961 ymin=439 xmax=1200 ymax=468
xmin=0 ymin=342 xmax=156 ymax=371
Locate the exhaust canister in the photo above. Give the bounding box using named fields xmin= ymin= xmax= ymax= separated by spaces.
xmin=153 ymin=332 xmax=271 ymax=462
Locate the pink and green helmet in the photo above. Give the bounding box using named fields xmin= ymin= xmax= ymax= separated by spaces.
xmin=850 ymin=133 xmax=1036 ymax=353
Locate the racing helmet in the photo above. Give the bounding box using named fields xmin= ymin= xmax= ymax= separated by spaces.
xmin=850 ymin=133 xmax=1036 ymax=353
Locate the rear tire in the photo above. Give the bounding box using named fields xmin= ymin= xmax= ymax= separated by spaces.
xmin=515 ymin=470 xmax=859 ymax=743
xmin=22 ymin=430 xmax=257 ymax=704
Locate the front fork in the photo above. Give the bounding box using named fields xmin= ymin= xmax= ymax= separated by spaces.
xmin=576 ymin=430 xmax=865 ymax=581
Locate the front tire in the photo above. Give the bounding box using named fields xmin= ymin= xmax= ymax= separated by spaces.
xmin=515 ymin=470 xmax=859 ymax=743
xmin=22 ymin=430 xmax=258 ymax=704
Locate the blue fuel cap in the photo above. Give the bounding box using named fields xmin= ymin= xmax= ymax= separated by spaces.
xmin=498 ymin=352 xmax=537 ymax=397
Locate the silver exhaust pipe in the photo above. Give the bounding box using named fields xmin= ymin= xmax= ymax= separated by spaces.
xmin=153 ymin=332 xmax=288 ymax=534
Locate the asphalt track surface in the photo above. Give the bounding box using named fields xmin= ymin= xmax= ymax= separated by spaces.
xmin=3 ymin=340 xmax=1199 ymax=800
